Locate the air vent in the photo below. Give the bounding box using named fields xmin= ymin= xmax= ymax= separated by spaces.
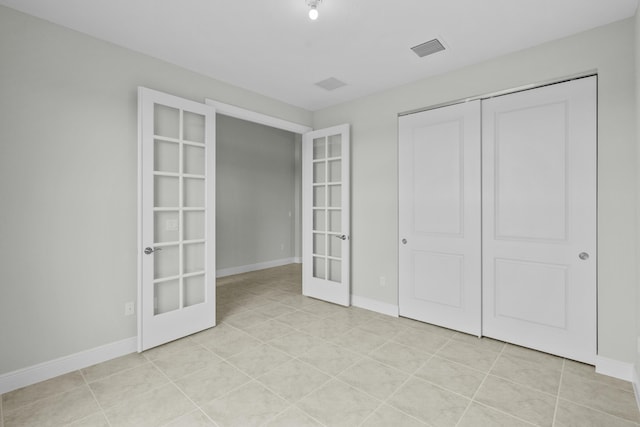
xmin=315 ymin=77 xmax=347 ymax=91
xmin=411 ymin=38 xmax=445 ymax=58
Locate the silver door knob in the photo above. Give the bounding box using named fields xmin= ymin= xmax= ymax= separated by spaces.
xmin=402 ymin=239 xmax=407 ymax=245
xmin=334 ymin=234 xmax=348 ymax=241
xmin=578 ymin=252 xmax=589 ymax=260
xmin=144 ymin=247 xmax=162 ymax=255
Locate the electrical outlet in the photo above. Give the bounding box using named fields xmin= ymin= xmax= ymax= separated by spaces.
xmin=280 ymin=243 xmax=284 ymax=251
xmin=379 ymin=276 xmax=386 ymax=287
xmin=125 ymin=301 xmax=135 ymax=316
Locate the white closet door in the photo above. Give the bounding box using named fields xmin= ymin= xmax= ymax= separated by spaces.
xmin=399 ymin=101 xmax=481 ymax=335
xmin=482 ymin=77 xmax=597 ymax=363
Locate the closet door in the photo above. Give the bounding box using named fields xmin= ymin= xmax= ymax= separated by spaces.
xmin=482 ymin=77 xmax=597 ymax=363
xmin=399 ymin=101 xmax=481 ymax=335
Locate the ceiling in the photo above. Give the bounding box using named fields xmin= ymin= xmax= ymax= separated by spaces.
xmin=1 ymin=0 xmax=637 ymax=111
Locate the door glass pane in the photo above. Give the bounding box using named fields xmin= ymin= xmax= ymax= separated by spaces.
xmin=155 ymin=211 xmax=179 ymax=243
xmin=183 ymin=111 xmax=205 ymax=143
xmin=313 ymin=137 xmax=326 ymax=160
xmin=184 ymin=275 xmax=205 ymax=307
xmin=313 ymin=186 xmax=326 ymax=207
xmin=328 ymin=210 xmax=341 ymax=232
xmin=184 ymin=178 xmax=205 ymax=207
xmin=154 ymin=245 xmax=179 ymax=279
xmin=184 ymin=211 xmax=204 ymax=240
xmin=184 ymin=145 xmax=205 ymax=175
xmin=155 ymin=176 xmax=179 ymax=207
xmin=329 ymin=185 xmax=341 ymax=208
xmin=328 ymin=134 xmax=342 ymax=157
xmin=313 ymin=162 xmax=326 ymax=184
xmin=154 ymin=104 xmax=179 ymax=138
xmin=154 ymin=140 xmax=179 ymax=173
xmin=154 ymin=279 xmax=179 ymax=315
xmin=313 ymin=257 xmax=326 ymax=279
xmin=329 ymin=259 xmax=342 ymax=283
xmin=329 ymin=236 xmax=342 ymax=258
xmin=313 ymin=210 xmax=326 ymax=231
xmin=184 ymin=242 xmax=205 ymax=274
xmin=313 ymin=233 xmax=326 ymax=255
xmin=328 ymin=160 xmax=341 ymax=182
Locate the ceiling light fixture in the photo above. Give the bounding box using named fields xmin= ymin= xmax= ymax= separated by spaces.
xmin=307 ymin=0 xmax=322 ymax=20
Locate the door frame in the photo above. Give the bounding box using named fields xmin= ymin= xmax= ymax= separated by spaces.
xmin=204 ymin=99 xmax=313 ymax=276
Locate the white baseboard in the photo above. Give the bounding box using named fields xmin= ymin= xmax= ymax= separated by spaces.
xmin=633 ymin=365 xmax=640 ymax=412
xmin=595 ymin=355 xmax=635 ymax=382
xmin=352 ymin=295 xmax=399 ymax=317
xmin=216 ymin=258 xmax=298 ymax=279
xmin=0 ymin=337 xmax=136 ymax=395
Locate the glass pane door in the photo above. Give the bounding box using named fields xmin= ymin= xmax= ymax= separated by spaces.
xmin=302 ymin=124 xmax=350 ymax=306
xmin=312 ymin=135 xmax=343 ymax=283
xmin=138 ymin=87 xmax=216 ymax=351
xmin=152 ymin=105 xmax=207 ymax=314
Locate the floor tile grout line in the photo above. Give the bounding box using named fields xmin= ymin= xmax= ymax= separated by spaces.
xmin=456 ymin=341 xmax=506 ymax=427
xmin=552 ymin=358 xmax=566 ymax=427
xmin=149 ymin=355 xmax=228 ymax=427
xmin=78 ymin=369 xmax=113 ymax=427
xmin=363 ymin=352 xmax=437 ymax=427
xmin=555 ymin=395 xmax=640 ymax=425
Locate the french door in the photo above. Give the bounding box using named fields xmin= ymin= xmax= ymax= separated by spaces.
xmin=398 ymin=101 xmax=482 ymax=335
xmin=302 ymin=124 xmax=351 ymax=306
xmin=398 ymin=76 xmax=597 ymax=363
xmin=138 ymin=87 xmax=216 ymax=351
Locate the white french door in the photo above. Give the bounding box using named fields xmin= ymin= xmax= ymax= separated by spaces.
xmin=302 ymin=124 xmax=351 ymax=306
xmin=398 ymin=101 xmax=482 ymax=336
xmin=482 ymin=77 xmax=597 ymax=363
xmin=138 ymin=87 xmax=216 ymax=352
xmin=398 ymin=76 xmax=597 ymax=363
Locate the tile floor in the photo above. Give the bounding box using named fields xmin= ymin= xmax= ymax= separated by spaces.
xmin=2 ymin=264 xmax=639 ymax=426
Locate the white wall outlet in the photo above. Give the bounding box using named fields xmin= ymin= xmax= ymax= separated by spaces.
xmin=280 ymin=243 xmax=284 ymax=251
xmin=124 ymin=301 xmax=135 ymax=316
xmin=379 ymin=276 xmax=386 ymax=287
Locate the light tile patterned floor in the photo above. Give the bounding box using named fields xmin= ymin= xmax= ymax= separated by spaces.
xmin=2 ymin=264 xmax=639 ymax=426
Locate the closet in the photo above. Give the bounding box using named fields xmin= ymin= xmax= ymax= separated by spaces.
xmin=398 ymin=76 xmax=597 ymax=364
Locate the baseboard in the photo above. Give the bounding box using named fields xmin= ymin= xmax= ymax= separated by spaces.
xmin=352 ymin=295 xmax=399 ymax=317
xmin=216 ymin=258 xmax=297 ymax=279
xmin=595 ymin=355 xmax=635 ymax=382
xmin=633 ymin=365 xmax=640 ymax=412
xmin=0 ymin=337 xmax=136 ymax=395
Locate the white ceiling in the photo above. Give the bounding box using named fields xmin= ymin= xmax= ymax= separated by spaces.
xmin=1 ymin=0 xmax=637 ymax=111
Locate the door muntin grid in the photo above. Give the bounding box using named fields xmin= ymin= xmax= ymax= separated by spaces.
xmin=312 ymin=134 xmax=343 ymax=283
xmin=152 ymin=103 xmax=207 ymax=315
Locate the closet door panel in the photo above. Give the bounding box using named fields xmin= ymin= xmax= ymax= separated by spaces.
xmin=399 ymin=100 xmax=481 ymax=336
xmin=482 ymin=77 xmax=597 ymax=364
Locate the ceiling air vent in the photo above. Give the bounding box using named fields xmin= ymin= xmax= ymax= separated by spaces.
xmin=411 ymin=38 xmax=445 ymax=58
xmin=315 ymin=77 xmax=347 ymax=91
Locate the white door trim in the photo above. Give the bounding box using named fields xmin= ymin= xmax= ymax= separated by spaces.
xmin=205 ymin=99 xmax=312 ymax=134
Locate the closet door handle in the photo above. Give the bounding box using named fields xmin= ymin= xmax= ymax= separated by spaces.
xmin=401 ymin=239 xmax=407 ymax=245
xmin=578 ymin=252 xmax=589 ymax=260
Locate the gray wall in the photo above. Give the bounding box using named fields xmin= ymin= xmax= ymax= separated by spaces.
xmin=0 ymin=5 xmax=311 ymax=376
xmin=313 ymin=19 xmax=638 ymax=363
xmin=216 ymin=115 xmax=298 ymax=272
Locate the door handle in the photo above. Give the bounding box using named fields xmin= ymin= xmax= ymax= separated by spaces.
xmin=578 ymin=252 xmax=589 ymax=261
xmin=334 ymin=234 xmax=349 ymax=241
xmin=144 ymin=247 xmax=163 ymax=255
